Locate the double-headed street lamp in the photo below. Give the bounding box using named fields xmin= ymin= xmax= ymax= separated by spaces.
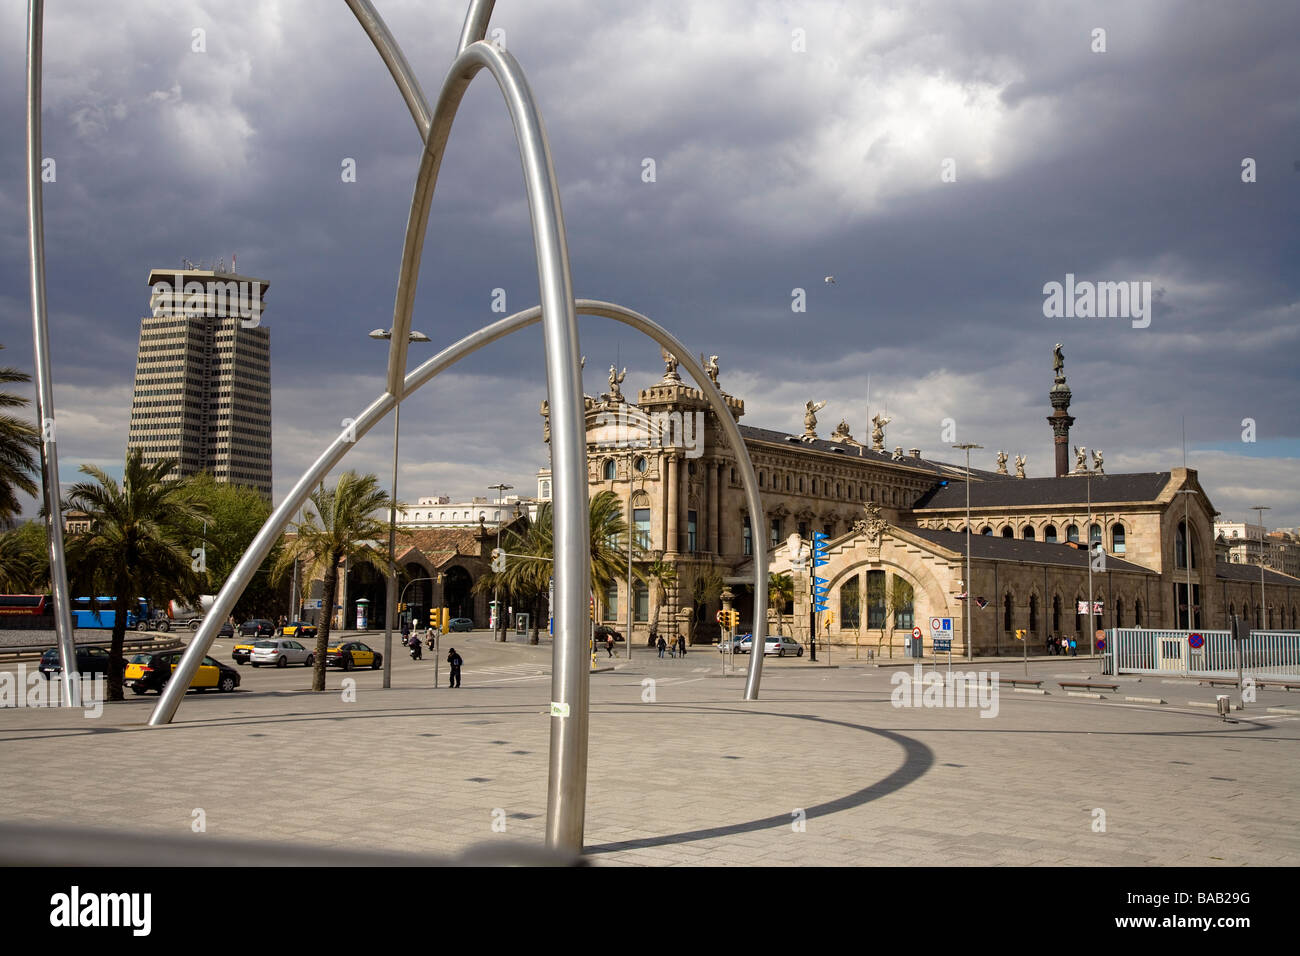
xmin=489 ymin=482 xmax=513 ymax=642
xmin=369 ymin=326 xmax=431 ymax=689
xmin=952 ymin=442 xmax=983 ymax=660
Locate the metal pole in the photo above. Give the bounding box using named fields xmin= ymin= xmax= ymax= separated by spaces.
xmin=25 ymin=0 xmax=78 ymax=708
xmin=490 ymin=482 xmax=513 ymax=642
xmin=952 ymin=443 xmax=981 ymax=660
xmin=1087 ymin=471 xmax=1094 ymax=657
xmin=1252 ymin=506 xmax=1270 ymax=629
xmin=626 ymin=451 xmax=633 ymax=661
xmin=384 ymin=401 xmax=399 ymax=688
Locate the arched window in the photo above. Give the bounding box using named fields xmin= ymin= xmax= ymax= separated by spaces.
xmin=1002 ymin=525 xmax=1014 ymax=538
xmin=1111 ymin=523 xmax=1126 ymax=554
xmin=1022 ymin=526 xmax=1036 ymax=540
xmin=634 ymin=456 xmax=648 ymax=474
xmin=1115 ymin=597 xmax=1124 ymax=628
xmin=840 ymin=577 xmax=860 ymax=629
xmin=540 ymin=481 xmax=550 ymax=498
xmin=1089 ymin=523 xmax=1101 ymax=545
xmin=981 ymin=526 xmax=993 ymax=536
xmin=1066 ymin=524 xmax=1080 ymax=543
xmin=1044 ymin=524 xmax=1058 ymax=544
xmin=1228 ymin=602 xmax=1235 ymax=622
xmin=893 ymin=576 xmax=915 ymax=630
xmin=439 ymin=512 xmax=446 ymax=521
xmin=603 ymin=459 xmax=616 ymax=480
xmin=758 ymin=472 xmax=764 ymax=488
xmin=799 ymin=477 xmax=805 ymax=493
xmin=836 ymin=483 xmax=841 ymax=498
xmin=633 ymin=581 xmax=649 ymax=622
xmin=1029 ymin=594 xmax=1039 ymax=635
xmin=1004 ymin=592 xmax=1014 ymax=631
xmin=1052 ymin=595 xmax=1061 ymax=633
xmin=892 ymin=489 xmax=899 ymax=505
xmin=1135 ymin=598 xmax=1144 ymax=628
xmin=1175 ymin=520 xmax=1197 ymax=569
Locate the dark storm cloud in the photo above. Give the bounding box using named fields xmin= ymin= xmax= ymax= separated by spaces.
xmin=1 ymin=0 xmax=1296 ymax=527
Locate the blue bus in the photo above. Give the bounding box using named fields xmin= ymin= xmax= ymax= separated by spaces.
xmin=70 ymin=596 xmax=150 ymax=630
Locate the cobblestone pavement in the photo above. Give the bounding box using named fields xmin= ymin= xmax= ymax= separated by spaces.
xmin=1 ymin=634 xmax=1296 ymax=866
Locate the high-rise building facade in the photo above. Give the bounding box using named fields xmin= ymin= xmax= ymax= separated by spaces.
xmin=126 ymin=268 xmax=272 ymax=499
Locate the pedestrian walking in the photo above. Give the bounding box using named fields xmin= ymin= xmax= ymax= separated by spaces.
xmin=677 ymin=635 xmax=687 ymax=657
xmin=1069 ymin=636 xmax=1077 ymax=657
xmin=605 ymin=633 xmax=614 ymax=657
xmin=656 ymin=634 xmax=667 ymax=658
xmin=447 ymin=647 xmax=463 ymax=687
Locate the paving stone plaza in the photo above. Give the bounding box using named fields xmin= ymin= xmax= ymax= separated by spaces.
xmin=2 ymin=631 xmax=1296 ymax=866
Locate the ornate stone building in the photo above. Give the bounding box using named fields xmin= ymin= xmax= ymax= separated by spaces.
xmin=546 ymin=347 xmax=1300 ymax=653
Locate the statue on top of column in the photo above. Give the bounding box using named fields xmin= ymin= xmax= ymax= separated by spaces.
xmin=1053 ymin=343 xmax=1065 ymax=380
xmin=661 ymin=347 xmax=680 ymax=382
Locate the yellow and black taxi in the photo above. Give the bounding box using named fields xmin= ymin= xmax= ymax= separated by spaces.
xmin=232 ymin=636 xmax=259 ymax=665
xmin=124 ymin=650 xmax=241 ymax=695
xmin=325 ymin=639 xmax=382 ymax=671
xmin=280 ymin=620 xmax=318 ymax=639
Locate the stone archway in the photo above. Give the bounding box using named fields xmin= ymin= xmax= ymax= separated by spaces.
xmin=442 ymin=565 xmax=474 ymax=622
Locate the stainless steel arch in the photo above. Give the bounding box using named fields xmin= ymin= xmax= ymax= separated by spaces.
xmin=25 ymin=0 xmax=79 ymax=707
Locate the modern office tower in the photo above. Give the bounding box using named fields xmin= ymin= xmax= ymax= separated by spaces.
xmin=125 ymin=266 xmax=272 ymax=500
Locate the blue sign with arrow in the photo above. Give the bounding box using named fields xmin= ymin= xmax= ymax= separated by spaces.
xmin=811 ymin=532 xmax=831 ymax=611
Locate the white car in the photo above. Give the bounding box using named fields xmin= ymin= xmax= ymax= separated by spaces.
xmin=249 ymin=639 xmax=315 ymax=668
xmin=763 ymin=634 xmax=804 ymax=657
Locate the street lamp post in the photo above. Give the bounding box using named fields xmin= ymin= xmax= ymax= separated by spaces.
xmin=370 ymin=327 xmax=431 ymax=689
xmin=1252 ymin=505 xmax=1271 ymax=628
xmin=952 ymin=442 xmax=982 ymax=660
xmin=490 ymin=482 xmax=514 ymax=642
xmin=1087 ymin=470 xmax=1095 ymax=656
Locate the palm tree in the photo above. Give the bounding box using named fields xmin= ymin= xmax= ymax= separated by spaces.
xmin=272 ymin=472 xmax=393 ymax=691
xmin=0 ymin=344 xmax=40 ymax=524
xmin=688 ymin=565 xmax=724 ymax=644
xmin=768 ymin=571 xmax=795 ymax=637
xmin=475 ymin=491 xmax=631 ymax=641
xmin=643 ymin=559 xmax=677 ymax=644
xmin=63 ymin=451 xmax=208 ymax=700
xmin=0 ymin=523 xmax=48 ymax=592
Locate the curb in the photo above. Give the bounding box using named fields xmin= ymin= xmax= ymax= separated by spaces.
xmin=1014 ymin=688 xmax=1048 ymax=695
xmin=1125 ymin=696 xmax=1166 ymax=704
xmin=1067 ymin=691 xmax=1103 ymax=699
xmin=1266 ymin=707 xmax=1300 ymax=716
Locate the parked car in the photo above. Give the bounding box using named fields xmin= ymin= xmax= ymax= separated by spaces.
xmin=763 ymin=634 xmax=804 ymax=657
xmin=37 ymin=645 xmax=124 ymax=680
xmin=250 ymin=639 xmax=315 ymax=668
xmin=718 ymin=632 xmax=750 ymax=654
xmin=217 ymin=621 xmax=234 ymax=638
xmin=124 ymin=650 xmax=240 ymax=695
xmin=448 ymin=618 xmax=475 ymax=632
xmin=594 ymin=625 xmax=624 ymax=643
xmin=326 ymin=640 xmax=382 ymax=670
xmin=238 ymin=619 xmax=276 ymax=638
xmin=279 ymin=620 xmax=318 ymax=639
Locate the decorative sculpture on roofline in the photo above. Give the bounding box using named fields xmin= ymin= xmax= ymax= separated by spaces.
xmin=1015 ymin=454 xmax=1027 ymax=478
xmin=871 ymin=413 xmax=890 ymax=451
xmin=608 ymin=364 xmax=626 ymax=402
xmin=996 ymin=451 xmax=1008 ymax=475
xmin=661 ymin=347 xmax=680 ymax=381
xmin=1074 ymin=445 xmax=1088 ymax=473
xmin=803 ymin=400 xmax=827 ymax=439
xmin=1092 ymin=449 xmax=1104 ymax=474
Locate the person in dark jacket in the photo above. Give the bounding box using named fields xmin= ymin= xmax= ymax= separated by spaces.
xmin=447 ymin=647 xmax=463 ymax=687
xmin=656 ymin=634 xmax=667 ymax=658
xmin=677 ymin=635 xmax=687 ymax=657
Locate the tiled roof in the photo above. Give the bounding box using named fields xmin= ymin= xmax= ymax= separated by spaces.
xmin=738 ymin=424 xmax=1005 ymax=480
xmin=911 ymin=473 xmax=1171 ymax=511
xmin=1215 ymin=560 xmax=1300 ymax=587
xmin=904 ymin=526 xmax=1156 ymax=573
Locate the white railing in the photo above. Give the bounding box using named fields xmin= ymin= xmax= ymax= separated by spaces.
xmin=1108 ymin=628 xmax=1300 ymax=679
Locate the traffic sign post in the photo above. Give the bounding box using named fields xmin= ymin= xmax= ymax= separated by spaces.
xmin=810 ymin=532 xmax=830 ymax=663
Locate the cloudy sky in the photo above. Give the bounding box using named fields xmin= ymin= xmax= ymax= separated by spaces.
xmin=1 ymin=0 xmax=1297 ymax=528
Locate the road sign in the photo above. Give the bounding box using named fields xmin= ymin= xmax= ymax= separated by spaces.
xmin=912 ymin=626 xmax=922 ymax=639
xmin=933 ymin=638 xmax=951 ymax=652
xmin=929 ymin=617 xmax=942 ymax=631
xmin=1096 ymin=638 xmax=1106 ymax=651
xmin=1188 ymin=632 xmax=1204 ymax=649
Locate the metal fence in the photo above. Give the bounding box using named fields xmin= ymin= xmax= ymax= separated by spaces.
xmin=1108 ymin=628 xmax=1300 ymax=679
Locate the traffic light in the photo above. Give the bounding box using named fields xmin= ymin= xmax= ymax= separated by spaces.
xmin=491 ymin=548 xmax=506 ymax=572
xmin=811 ymin=531 xmax=830 ymax=613
xmin=590 ymin=596 xmax=595 ymax=621
xmin=728 ymin=610 xmax=740 ymax=630
xmin=440 ymin=607 xmax=449 ymax=630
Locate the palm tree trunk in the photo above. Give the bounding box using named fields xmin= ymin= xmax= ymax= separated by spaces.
xmin=313 ymin=557 xmax=340 ymax=691
xmin=108 ymin=594 xmax=129 ymax=701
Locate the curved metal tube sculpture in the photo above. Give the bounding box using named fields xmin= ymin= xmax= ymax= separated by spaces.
xmin=24 ymin=1 xmax=79 ymax=707
xmin=25 ymin=0 xmax=770 ymax=851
